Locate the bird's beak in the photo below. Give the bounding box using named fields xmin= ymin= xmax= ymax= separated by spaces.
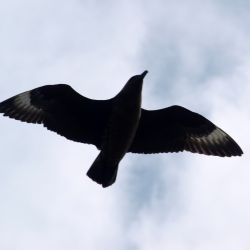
xmin=141 ymin=70 xmax=148 ymax=79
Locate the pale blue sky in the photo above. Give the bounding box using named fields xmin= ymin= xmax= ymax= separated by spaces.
xmin=0 ymin=1 xmax=249 ymax=249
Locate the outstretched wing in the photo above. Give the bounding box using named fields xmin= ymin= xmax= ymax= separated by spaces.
xmin=129 ymin=105 xmax=243 ymax=157
xmin=0 ymin=84 xmax=112 ymax=148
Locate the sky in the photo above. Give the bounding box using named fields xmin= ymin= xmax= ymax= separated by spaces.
xmin=0 ymin=0 xmax=250 ymax=249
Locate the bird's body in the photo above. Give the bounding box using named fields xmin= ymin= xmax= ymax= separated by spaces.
xmin=87 ymin=72 xmax=145 ymax=186
xmin=0 ymin=71 xmax=243 ymax=187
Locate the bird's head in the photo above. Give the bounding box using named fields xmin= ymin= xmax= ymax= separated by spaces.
xmin=128 ymin=70 xmax=148 ymax=83
xmin=116 ymin=70 xmax=148 ymax=98
xmin=124 ymin=70 xmax=148 ymax=89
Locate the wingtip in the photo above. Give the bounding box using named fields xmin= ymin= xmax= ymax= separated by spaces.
xmin=235 ymin=148 xmax=244 ymax=157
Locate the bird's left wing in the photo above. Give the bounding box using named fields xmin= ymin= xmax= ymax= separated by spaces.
xmin=0 ymin=84 xmax=113 ymax=148
xmin=129 ymin=105 xmax=243 ymax=157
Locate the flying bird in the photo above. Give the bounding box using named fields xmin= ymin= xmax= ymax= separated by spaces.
xmin=0 ymin=71 xmax=243 ymax=187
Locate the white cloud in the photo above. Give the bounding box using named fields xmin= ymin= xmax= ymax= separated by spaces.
xmin=0 ymin=0 xmax=250 ymax=250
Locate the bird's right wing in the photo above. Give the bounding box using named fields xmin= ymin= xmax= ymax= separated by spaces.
xmin=0 ymin=84 xmax=113 ymax=148
xmin=129 ymin=105 xmax=243 ymax=157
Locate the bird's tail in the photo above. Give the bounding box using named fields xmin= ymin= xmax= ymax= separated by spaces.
xmin=86 ymin=152 xmax=119 ymax=188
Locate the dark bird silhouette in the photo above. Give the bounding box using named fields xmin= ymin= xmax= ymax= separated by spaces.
xmin=0 ymin=71 xmax=243 ymax=187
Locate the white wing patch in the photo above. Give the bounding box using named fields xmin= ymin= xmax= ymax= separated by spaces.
xmin=205 ymin=127 xmax=228 ymax=144
xmin=186 ymin=126 xmax=242 ymax=157
xmin=14 ymin=91 xmax=41 ymax=113
xmin=191 ymin=127 xmax=228 ymax=144
xmin=0 ymin=91 xmax=45 ymax=123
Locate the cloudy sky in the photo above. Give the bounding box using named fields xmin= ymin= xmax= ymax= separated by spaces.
xmin=0 ymin=0 xmax=250 ymax=249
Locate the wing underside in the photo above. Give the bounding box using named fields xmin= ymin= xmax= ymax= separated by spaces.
xmin=129 ymin=105 xmax=243 ymax=157
xmin=0 ymin=84 xmax=112 ymax=148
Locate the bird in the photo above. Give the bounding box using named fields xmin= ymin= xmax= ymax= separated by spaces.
xmin=0 ymin=71 xmax=243 ymax=187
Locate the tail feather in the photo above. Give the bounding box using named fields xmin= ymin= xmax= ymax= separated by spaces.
xmin=86 ymin=153 xmax=119 ymax=188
